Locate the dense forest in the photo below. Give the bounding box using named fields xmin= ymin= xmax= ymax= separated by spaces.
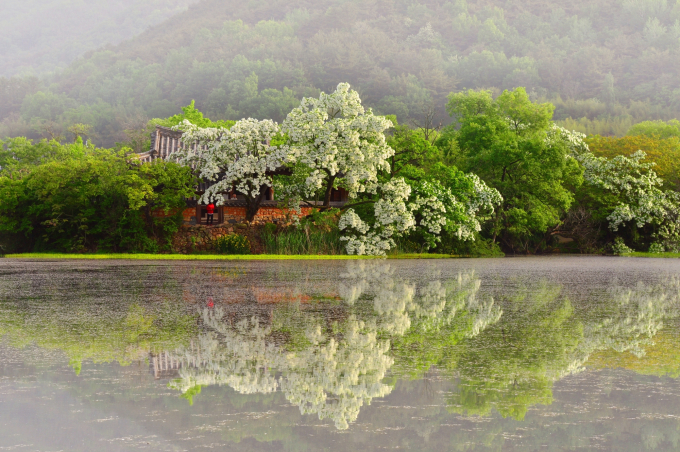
xmin=2 ymin=0 xmax=680 ymax=146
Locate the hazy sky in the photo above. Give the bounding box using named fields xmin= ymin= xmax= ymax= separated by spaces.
xmin=0 ymin=0 xmax=199 ymax=77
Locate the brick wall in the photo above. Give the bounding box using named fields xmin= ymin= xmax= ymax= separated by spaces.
xmin=155 ymin=205 xmax=315 ymax=227
xmin=221 ymin=206 xmax=314 ymax=224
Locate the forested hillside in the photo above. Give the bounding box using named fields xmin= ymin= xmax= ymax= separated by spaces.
xmin=0 ymin=0 xmax=200 ymax=77
xmin=2 ymin=0 xmax=680 ymax=146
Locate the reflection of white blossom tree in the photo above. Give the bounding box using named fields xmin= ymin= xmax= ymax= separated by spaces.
xmin=339 ymin=261 xmax=502 ymax=339
xmin=168 ymin=310 xmax=393 ymax=429
xmin=167 ymin=262 xmax=502 ymax=430
xmin=449 ymin=276 xmax=680 ymax=420
xmin=567 ymin=279 xmax=680 ymax=374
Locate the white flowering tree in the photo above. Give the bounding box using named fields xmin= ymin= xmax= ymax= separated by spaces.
xmin=172 ymin=118 xmax=293 ymax=222
xmin=553 ymin=125 xmax=680 ymax=250
xmin=339 ymin=178 xmax=416 ymax=255
xmin=577 ymin=150 xmax=672 ymax=232
xmin=407 ymin=174 xmax=502 ymax=251
xmin=281 ymin=82 xmax=395 ymax=208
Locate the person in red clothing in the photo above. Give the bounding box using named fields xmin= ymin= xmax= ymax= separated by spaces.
xmin=206 ymin=202 xmax=215 ymax=225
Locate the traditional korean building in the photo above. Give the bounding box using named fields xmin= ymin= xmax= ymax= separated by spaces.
xmin=141 ymin=125 xmax=348 ymax=225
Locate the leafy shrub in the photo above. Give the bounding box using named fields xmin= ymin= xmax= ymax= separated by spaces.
xmin=214 ymin=234 xmax=251 ymax=254
xmin=648 ymin=242 xmax=665 ymax=253
xmin=0 ymin=138 xmax=195 ymax=253
xmin=612 ymin=237 xmax=633 ymax=255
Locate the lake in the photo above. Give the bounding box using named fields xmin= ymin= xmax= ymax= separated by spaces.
xmin=1 ymin=256 xmax=679 ymax=451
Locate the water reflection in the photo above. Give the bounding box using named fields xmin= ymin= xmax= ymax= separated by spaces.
xmin=165 ymin=263 xmax=501 ymax=429
xmin=1 ymin=258 xmax=680 ymax=444
xmin=123 ymin=262 xmax=680 ymax=429
xmin=0 ymin=265 xmax=197 ymax=374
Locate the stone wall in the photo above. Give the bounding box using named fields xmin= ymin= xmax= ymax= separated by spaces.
xmin=159 ymin=204 xmax=316 ymax=254
xmin=172 ymin=223 xmax=263 ymax=254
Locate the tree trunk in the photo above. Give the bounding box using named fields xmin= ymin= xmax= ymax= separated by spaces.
xmin=491 ymin=208 xmax=501 ymax=244
xmin=244 ymin=184 xmax=269 ymax=222
xmin=323 ymin=175 xmax=336 ymax=209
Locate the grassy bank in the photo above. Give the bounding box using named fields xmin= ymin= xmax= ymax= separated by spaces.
xmin=627 ymin=252 xmax=680 ymax=258
xmin=3 ymin=253 xmax=459 ymax=261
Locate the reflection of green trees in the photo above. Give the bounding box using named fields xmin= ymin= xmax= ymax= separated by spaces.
xmin=448 ymin=282 xmax=583 ymax=420
xmin=0 ymin=267 xmax=198 ymax=374
xmin=0 ymin=302 xmax=195 ymax=374
xmin=447 ymin=278 xmax=680 ymax=421
xmin=0 ymin=301 xmax=197 ymax=374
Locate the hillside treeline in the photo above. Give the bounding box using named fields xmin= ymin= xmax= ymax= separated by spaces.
xmin=2 ymin=0 xmax=680 ymax=146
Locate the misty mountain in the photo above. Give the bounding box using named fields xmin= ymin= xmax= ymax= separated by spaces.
xmin=2 ymin=0 xmax=680 ymax=146
xmin=0 ymin=0 xmax=200 ymax=77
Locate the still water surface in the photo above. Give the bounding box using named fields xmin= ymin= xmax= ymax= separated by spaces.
xmin=1 ymin=257 xmax=680 ymax=451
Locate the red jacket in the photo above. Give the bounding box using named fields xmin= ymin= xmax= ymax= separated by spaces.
xmin=206 ymin=204 xmax=215 ymax=214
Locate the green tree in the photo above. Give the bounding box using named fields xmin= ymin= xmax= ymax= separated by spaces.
xmin=0 ymin=138 xmax=195 ymax=252
xmin=627 ymin=119 xmax=680 ymax=139
xmin=446 ymin=88 xmax=583 ymax=252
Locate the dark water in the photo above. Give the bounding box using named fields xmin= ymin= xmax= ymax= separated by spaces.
xmin=1 ymin=257 xmax=680 ymax=451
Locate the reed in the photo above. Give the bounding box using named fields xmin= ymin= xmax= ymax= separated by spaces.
xmin=261 ymin=225 xmax=345 ymax=255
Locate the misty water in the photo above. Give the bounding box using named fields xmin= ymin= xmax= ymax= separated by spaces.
xmin=1 ymin=257 xmax=680 ymax=451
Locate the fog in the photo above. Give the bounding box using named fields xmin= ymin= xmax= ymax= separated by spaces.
xmin=1 ymin=0 xmax=679 ymax=145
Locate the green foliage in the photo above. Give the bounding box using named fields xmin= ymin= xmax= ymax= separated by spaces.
xmin=150 ymin=100 xmax=235 ymax=129
xmin=612 ymin=237 xmax=634 ymax=255
xmin=448 ymin=282 xmax=583 ymax=420
xmin=179 ymin=385 xmax=203 ymax=406
xmin=262 ymin=211 xmax=345 ymax=255
xmin=446 ymin=88 xmax=583 ymax=253
xmin=214 ymin=234 xmax=251 ymax=255
xmin=0 ymin=297 xmax=198 ymax=375
xmin=3 ymin=0 xmax=680 ymax=146
xmin=0 ymin=138 xmax=195 ymax=252
xmin=628 ymin=119 xmax=680 ymax=139
xmin=648 ymin=242 xmax=665 ymax=253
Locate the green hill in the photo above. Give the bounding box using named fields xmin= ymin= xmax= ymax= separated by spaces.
xmin=2 ymin=0 xmax=680 ymax=146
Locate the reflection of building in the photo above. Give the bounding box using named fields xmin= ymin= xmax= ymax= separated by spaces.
xmin=140 ymin=125 xmax=346 ymax=225
xmin=149 ymin=351 xmax=182 ymax=379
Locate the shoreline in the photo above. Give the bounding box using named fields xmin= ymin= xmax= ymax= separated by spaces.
xmin=2 ymin=253 xmax=458 ymax=261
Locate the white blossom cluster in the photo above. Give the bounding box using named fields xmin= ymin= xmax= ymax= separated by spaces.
xmin=577 ymin=150 xmax=672 ymax=231
xmin=338 ymin=261 xmax=502 ymax=337
xmin=171 ymin=118 xmax=290 ymax=205
xmin=167 ymin=309 xmax=394 ymax=430
xmin=339 ymin=176 xmax=501 ymax=256
xmin=339 ymin=178 xmax=416 ymax=256
xmin=546 ymin=124 xmax=590 ymax=156
xmin=409 ymin=176 xmax=502 ymax=249
xmin=281 ymin=83 xmax=395 ymax=200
